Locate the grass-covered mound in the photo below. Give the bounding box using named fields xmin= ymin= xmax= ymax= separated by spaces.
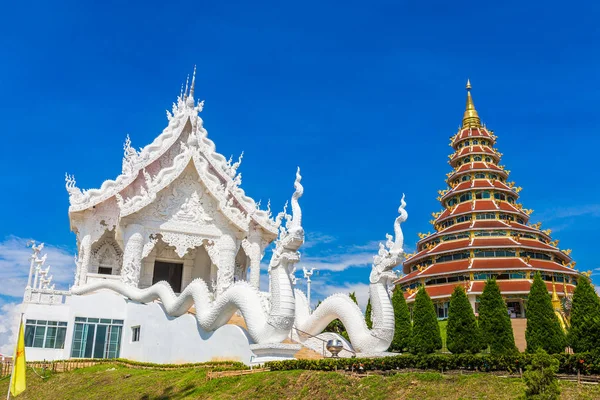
xmin=2 ymin=362 xmax=600 ymax=400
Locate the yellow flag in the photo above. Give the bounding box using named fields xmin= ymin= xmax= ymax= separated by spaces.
xmin=10 ymin=318 xmax=26 ymax=397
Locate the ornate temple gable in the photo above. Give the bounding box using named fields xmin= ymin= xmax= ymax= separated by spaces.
xmin=66 ymin=69 xmax=278 ymax=239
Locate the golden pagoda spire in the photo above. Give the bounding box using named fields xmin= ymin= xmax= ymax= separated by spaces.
xmin=462 ymin=79 xmax=482 ymax=129
xmin=551 ymin=281 xmax=561 ymax=311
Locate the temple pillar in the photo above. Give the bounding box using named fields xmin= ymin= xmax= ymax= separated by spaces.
xmin=77 ymin=233 xmax=92 ymax=286
xmin=242 ymin=234 xmax=264 ymax=290
xmin=121 ymin=224 xmax=145 ymax=287
xmin=215 ymin=233 xmax=239 ymax=296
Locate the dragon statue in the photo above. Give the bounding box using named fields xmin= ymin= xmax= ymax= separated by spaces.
xmin=293 ymin=195 xmax=407 ymax=353
xmin=71 ymin=169 xmax=305 ymax=345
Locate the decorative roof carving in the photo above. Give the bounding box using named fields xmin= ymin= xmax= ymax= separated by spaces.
xmin=66 ymin=69 xmax=278 ymax=238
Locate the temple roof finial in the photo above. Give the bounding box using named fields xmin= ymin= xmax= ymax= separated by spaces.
xmin=462 ymin=79 xmax=481 ymax=129
xmin=190 ymin=65 xmax=196 ymax=98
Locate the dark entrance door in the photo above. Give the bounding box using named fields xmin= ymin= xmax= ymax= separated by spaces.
xmin=152 ymin=261 xmax=183 ymax=292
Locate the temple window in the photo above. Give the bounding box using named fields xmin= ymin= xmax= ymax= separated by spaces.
xmin=476 ymin=213 xmax=496 ymax=220
xmin=98 ymin=266 xmax=112 ymax=275
xmin=517 ymin=218 xmax=525 ymax=224
xmin=494 ymin=193 xmax=507 ymax=201
xmin=488 ymin=174 xmax=497 ymax=180
xmin=447 ymin=197 xmax=458 ymax=207
xmin=521 ymin=251 xmax=552 ymax=261
xmin=435 ymin=252 xmax=469 ymax=263
xmin=485 ymin=157 xmax=492 ymax=162
xmin=461 ymin=175 xmax=471 ymax=182
xmin=456 ymin=215 xmax=472 ymax=223
xmin=475 ymin=191 xmax=491 ymax=199
xmin=459 ymin=192 xmax=472 ymax=202
xmin=131 ymin=326 xmax=141 ymax=342
xmin=475 ymin=173 xmax=486 ymax=179
xmin=463 ymin=157 xmax=471 ymax=163
xmin=499 ymin=214 xmax=514 ymax=221
xmin=24 ymin=320 xmax=67 ymax=349
xmin=508 ymin=196 xmax=516 ymax=204
xmin=474 ymin=155 xmax=483 ymax=161
xmin=510 ymin=272 xmax=526 ymax=279
xmin=434 ymin=302 xmax=449 ymax=319
xmin=71 ymin=317 xmax=123 ymax=359
xmin=473 ymin=249 xmax=516 ymax=257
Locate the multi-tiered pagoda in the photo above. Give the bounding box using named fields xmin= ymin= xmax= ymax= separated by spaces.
xmin=396 ymin=81 xmax=580 ymax=320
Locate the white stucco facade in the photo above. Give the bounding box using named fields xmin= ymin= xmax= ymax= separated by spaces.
xmin=22 ymin=291 xmax=256 ymax=364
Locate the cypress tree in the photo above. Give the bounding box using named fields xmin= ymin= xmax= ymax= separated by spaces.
xmin=410 ymin=287 xmax=442 ymax=354
xmin=478 ymin=279 xmax=518 ymax=354
xmin=365 ymin=298 xmax=373 ymax=329
xmin=446 ymin=285 xmax=482 ymax=354
xmin=568 ymin=276 xmax=600 ymax=352
xmin=525 ymin=272 xmax=566 ymax=354
xmin=390 ymin=287 xmax=412 ymax=352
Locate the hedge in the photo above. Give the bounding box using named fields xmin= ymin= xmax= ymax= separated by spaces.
xmin=265 ymin=353 xmax=600 ymax=375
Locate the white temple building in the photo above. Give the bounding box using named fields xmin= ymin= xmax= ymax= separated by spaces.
xmin=19 ymin=70 xmax=407 ymax=365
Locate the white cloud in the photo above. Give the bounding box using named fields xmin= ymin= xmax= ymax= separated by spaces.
xmin=0 ymin=236 xmax=75 ymax=298
xmin=313 ymin=281 xmax=371 ymax=311
xmin=302 ymin=232 xmax=336 ymax=249
xmin=0 ymin=302 xmax=23 ymax=356
xmin=535 ymin=204 xmax=600 ymax=223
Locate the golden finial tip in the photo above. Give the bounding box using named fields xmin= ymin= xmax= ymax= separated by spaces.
xmin=466 ymin=79 xmax=472 ymax=90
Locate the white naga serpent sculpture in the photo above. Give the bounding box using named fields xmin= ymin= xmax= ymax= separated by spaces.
xmin=71 ymin=169 xmax=305 ymax=345
xmin=294 ymin=195 xmax=407 ymax=353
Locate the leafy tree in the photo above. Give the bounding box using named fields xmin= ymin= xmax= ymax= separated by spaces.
xmin=390 ymin=287 xmax=412 ymax=352
xmin=522 ymin=348 xmax=561 ymax=400
xmin=525 ymin=273 xmax=566 ymax=354
xmin=568 ymin=276 xmax=600 ymax=352
xmin=365 ymin=298 xmax=373 ymax=329
xmin=410 ymin=287 xmax=442 ymax=354
xmin=446 ymin=286 xmax=482 ymax=354
xmin=478 ymin=279 xmax=517 ymax=354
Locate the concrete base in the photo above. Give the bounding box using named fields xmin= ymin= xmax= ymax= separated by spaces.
xmin=249 ymin=343 xmax=302 ymax=365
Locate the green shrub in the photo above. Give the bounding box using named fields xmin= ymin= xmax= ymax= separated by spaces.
xmin=446 ymin=286 xmax=482 ymax=354
xmin=390 ymin=287 xmax=412 ymax=352
xmin=525 ymin=273 xmax=566 ymax=354
xmin=522 ymin=348 xmax=560 ymax=400
xmin=568 ymin=276 xmax=600 ymax=352
xmin=410 ymin=287 xmax=442 ymax=354
xmin=266 ymin=352 xmax=600 ymax=375
xmin=478 ymin=279 xmax=517 ymax=354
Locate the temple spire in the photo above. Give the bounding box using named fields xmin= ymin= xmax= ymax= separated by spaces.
xmin=462 ymin=79 xmax=481 ymax=129
xmin=189 ymin=65 xmax=196 ymax=98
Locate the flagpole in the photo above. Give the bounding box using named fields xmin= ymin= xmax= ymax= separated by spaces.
xmin=6 ymin=314 xmax=24 ymax=400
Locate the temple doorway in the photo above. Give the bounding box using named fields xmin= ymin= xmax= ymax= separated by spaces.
xmin=152 ymin=261 xmax=183 ymax=292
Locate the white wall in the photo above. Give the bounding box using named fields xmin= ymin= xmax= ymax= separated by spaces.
xmin=22 ymin=291 xmax=254 ymax=365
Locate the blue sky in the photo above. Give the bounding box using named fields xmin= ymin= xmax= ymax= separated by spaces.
xmin=1 ymin=1 xmax=599 ymax=338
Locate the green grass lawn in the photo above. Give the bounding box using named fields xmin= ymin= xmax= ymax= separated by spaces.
xmin=2 ymin=363 xmax=600 ymax=400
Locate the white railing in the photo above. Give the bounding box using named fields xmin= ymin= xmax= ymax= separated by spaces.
xmin=23 ymin=288 xmax=70 ymax=305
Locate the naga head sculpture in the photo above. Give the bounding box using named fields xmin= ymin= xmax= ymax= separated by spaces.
xmin=370 ymin=195 xmax=407 ymax=285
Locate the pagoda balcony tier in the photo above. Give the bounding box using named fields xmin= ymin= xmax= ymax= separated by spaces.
xmin=447 ymin=163 xmax=508 ymax=182
xmin=416 ymin=235 xmax=558 ymax=255
xmin=404 ymin=240 xmax=569 ymax=269
xmin=451 ymin=144 xmax=498 ymax=158
xmin=436 ymin=201 xmax=528 ymax=224
xmin=440 ymin=181 xmax=518 ymax=202
xmin=419 ymin=220 xmax=551 ymax=244
xmin=397 ymin=258 xmax=578 ymax=285
xmin=449 ymin=145 xmax=500 ymax=165
xmin=403 ymin=280 xmax=575 ymax=302
xmin=452 ymin=127 xmax=496 ymax=147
